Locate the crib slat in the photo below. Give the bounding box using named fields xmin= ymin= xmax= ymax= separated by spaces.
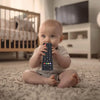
xmin=27 ymin=39 xmax=28 ymax=48
xmin=4 ymin=9 xmax=6 ymax=49
xmin=9 ymin=10 xmax=11 ymax=48
xmin=0 ymin=9 xmax=1 ymax=28
xmin=4 ymin=40 xmax=6 ymax=48
xmin=23 ymin=40 xmax=24 ymax=48
xmin=23 ymin=16 xmax=24 ymax=49
xmin=27 ymin=14 xmax=28 ymax=48
xmin=0 ymin=9 xmax=1 ymax=49
xmin=31 ymin=40 xmax=32 ymax=48
xmin=30 ymin=14 xmax=32 ymax=48
xmin=18 ymin=40 xmax=20 ymax=48
xmin=14 ymin=11 xmax=16 ymax=49
xmin=0 ymin=38 xmax=1 ymax=49
xmin=9 ymin=40 xmax=11 ymax=48
xmin=18 ymin=12 xmax=20 ymax=48
xmin=37 ymin=15 xmax=40 ymax=46
xmin=34 ymin=17 xmax=36 ymax=48
xmin=14 ymin=40 xmax=16 ymax=48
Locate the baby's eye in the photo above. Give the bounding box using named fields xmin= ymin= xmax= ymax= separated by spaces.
xmin=41 ymin=35 xmax=45 ymax=38
xmin=51 ymin=35 xmax=55 ymax=38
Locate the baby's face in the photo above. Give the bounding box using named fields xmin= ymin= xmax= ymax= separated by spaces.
xmin=38 ymin=24 xmax=62 ymax=48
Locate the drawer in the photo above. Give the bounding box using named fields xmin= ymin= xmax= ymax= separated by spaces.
xmin=60 ymin=40 xmax=90 ymax=53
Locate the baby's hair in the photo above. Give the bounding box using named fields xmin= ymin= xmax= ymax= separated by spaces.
xmin=39 ymin=19 xmax=62 ymax=36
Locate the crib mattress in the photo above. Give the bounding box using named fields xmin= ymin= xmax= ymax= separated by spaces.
xmin=0 ymin=28 xmax=38 ymax=41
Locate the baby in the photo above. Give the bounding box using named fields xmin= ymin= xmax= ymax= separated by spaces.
xmin=23 ymin=19 xmax=79 ymax=88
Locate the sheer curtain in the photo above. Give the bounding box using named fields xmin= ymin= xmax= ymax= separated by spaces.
xmin=0 ymin=0 xmax=34 ymax=11
xmin=0 ymin=0 xmax=53 ymax=24
xmin=34 ymin=0 xmax=53 ymax=24
xmin=34 ymin=0 xmax=45 ymax=23
xmin=10 ymin=0 xmax=34 ymax=11
xmin=0 ymin=0 xmax=11 ymax=6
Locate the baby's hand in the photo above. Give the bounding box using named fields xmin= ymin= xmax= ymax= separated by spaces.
xmin=52 ymin=47 xmax=58 ymax=56
xmin=36 ymin=45 xmax=47 ymax=56
xmin=44 ymin=75 xmax=58 ymax=86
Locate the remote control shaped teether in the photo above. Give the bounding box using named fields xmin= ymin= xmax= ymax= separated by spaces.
xmin=42 ymin=43 xmax=53 ymax=71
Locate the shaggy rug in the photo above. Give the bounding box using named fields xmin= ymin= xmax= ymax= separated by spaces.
xmin=0 ymin=58 xmax=100 ymax=100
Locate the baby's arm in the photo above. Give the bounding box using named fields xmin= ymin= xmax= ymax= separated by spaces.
xmin=52 ymin=48 xmax=71 ymax=69
xmin=29 ymin=45 xmax=47 ymax=68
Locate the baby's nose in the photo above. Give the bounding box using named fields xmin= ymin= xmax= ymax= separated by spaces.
xmin=45 ymin=37 xmax=50 ymax=43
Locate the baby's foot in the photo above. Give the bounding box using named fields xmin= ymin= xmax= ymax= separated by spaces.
xmin=44 ymin=75 xmax=58 ymax=86
xmin=58 ymin=73 xmax=79 ymax=88
xmin=71 ymin=73 xmax=79 ymax=86
xmin=72 ymin=73 xmax=81 ymax=84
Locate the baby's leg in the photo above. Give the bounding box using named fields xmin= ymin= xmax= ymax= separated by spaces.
xmin=22 ymin=70 xmax=57 ymax=86
xmin=57 ymin=70 xmax=80 ymax=88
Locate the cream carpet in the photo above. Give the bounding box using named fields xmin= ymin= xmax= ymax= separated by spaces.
xmin=0 ymin=58 xmax=100 ymax=100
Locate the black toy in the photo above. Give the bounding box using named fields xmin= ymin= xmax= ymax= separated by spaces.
xmin=42 ymin=43 xmax=53 ymax=71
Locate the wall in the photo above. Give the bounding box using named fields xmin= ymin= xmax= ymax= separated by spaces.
xmin=54 ymin=0 xmax=87 ymax=7
xmin=89 ymin=0 xmax=100 ymax=24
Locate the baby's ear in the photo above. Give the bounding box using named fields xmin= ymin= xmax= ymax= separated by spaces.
xmin=60 ymin=35 xmax=63 ymax=42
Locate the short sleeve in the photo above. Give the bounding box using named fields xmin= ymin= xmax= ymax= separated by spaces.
xmin=58 ymin=45 xmax=70 ymax=57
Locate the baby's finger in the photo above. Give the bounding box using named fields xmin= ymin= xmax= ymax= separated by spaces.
xmin=52 ymin=51 xmax=56 ymax=55
xmin=52 ymin=48 xmax=54 ymax=50
xmin=40 ymin=46 xmax=47 ymax=52
xmin=40 ymin=44 xmax=46 ymax=48
xmin=52 ymin=79 xmax=58 ymax=83
xmin=52 ymin=48 xmax=56 ymax=51
xmin=43 ymin=45 xmax=47 ymax=49
xmin=52 ymin=51 xmax=54 ymax=53
xmin=42 ymin=49 xmax=47 ymax=53
xmin=52 ymin=81 xmax=58 ymax=85
xmin=40 ymin=52 xmax=46 ymax=56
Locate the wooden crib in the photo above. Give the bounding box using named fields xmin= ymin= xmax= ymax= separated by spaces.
xmin=0 ymin=5 xmax=40 ymax=58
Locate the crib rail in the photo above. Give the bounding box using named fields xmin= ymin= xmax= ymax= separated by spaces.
xmin=0 ymin=5 xmax=40 ymax=52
